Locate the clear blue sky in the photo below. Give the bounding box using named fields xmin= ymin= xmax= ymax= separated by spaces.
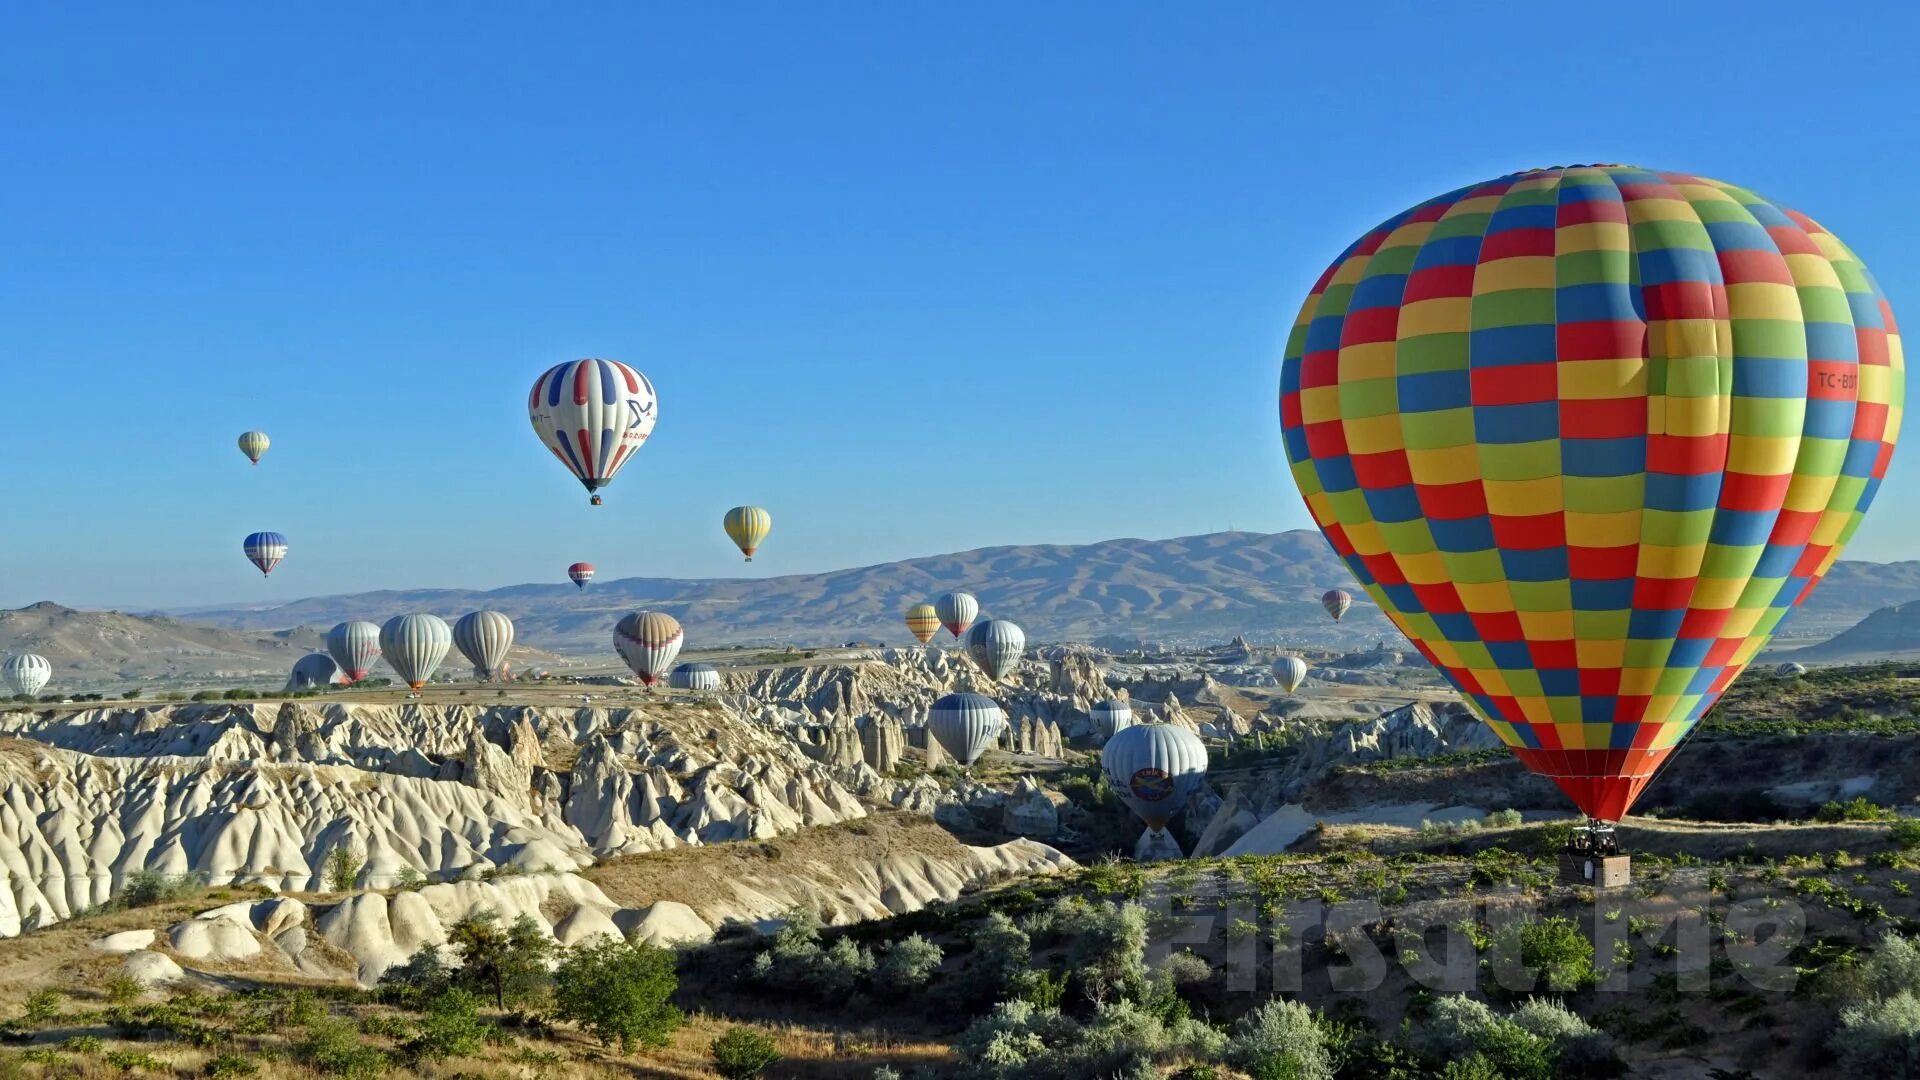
xmin=5 ymin=2 xmax=1919 ymax=610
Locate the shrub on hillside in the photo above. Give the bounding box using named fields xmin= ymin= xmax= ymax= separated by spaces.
xmin=1488 ymin=918 xmax=1599 ymax=996
xmin=552 ymin=936 xmax=682 ymax=1052
xmin=1228 ymin=999 xmax=1332 ymax=1080
xmin=874 ymin=933 xmax=944 ymax=992
xmin=710 ymin=1027 xmax=782 ymax=1079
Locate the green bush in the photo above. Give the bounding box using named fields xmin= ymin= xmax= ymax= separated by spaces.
xmin=874 ymin=933 xmax=943 ymax=992
xmin=1890 ymin=818 xmax=1920 ymax=849
xmin=1228 ymin=999 xmax=1333 ymax=1080
xmin=1833 ymin=991 xmax=1920 ymax=1077
xmin=203 ymin=1053 xmax=261 ymax=1078
xmin=301 ymin=1018 xmax=389 ymax=1078
xmin=326 ymin=847 xmax=364 ymax=892
xmin=376 ymin=944 xmax=453 ymax=1009
xmin=710 ymin=1027 xmax=782 ymax=1079
xmin=445 ymin=910 xmax=553 ymax=1009
xmin=401 ymin=989 xmax=489 ymax=1063
xmin=21 ymin=989 xmax=60 ymax=1026
xmin=1818 ymin=796 xmax=1899 ymax=823
xmin=552 ymin=935 xmax=683 ymax=1052
xmin=1490 ymin=918 xmax=1599 ymax=996
xmin=118 ymin=870 xmax=195 ymax=908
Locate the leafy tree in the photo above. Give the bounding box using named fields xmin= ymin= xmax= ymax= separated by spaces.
xmin=376 ymin=945 xmax=453 ymax=1009
xmin=401 ymin=989 xmax=489 ymax=1064
xmin=445 ymin=910 xmax=553 ymax=1009
xmin=326 ymin=846 xmax=364 ymax=892
xmin=710 ymin=1027 xmax=781 ymax=1078
xmin=552 ymin=935 xmax=683 ymax=1052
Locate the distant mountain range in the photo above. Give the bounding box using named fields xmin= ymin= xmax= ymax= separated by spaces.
xmin=162 ymin=530 xmax=1920 ymax=657
xmin=0 ymin=601 xmax=324 ymax=690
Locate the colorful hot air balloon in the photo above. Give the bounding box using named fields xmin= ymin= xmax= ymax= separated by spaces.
xmin=669 ymin=662 xmax=722 ymax=691
xmin=243 ymin=532 xmax=287 ymax=577
xmin=238 ymin=431 xmax=270 ymax=465
xmin=1274 ymin=655 xmax=1309 ymax=693
xmin=613 ymin=611 xmax=683 ymax=687
xmin=1280 ymin=165 xmax=1902 ymax=822
xmin=1321 ymin=589 xmax=1353 ymax=622
xmin=2 ymin=654 xmax=51 ymax=698
xmin=1091 ymin=699 xmax=1135 ymax=740
xmin=935 ymin=592 xmax=979 ymax=639
xmin=1101 ymin=723 xmax=1209 ymax=829
xmin=379 ymin=614 xmax=452 ymax=692
xmin=286 ymin=653 xmax=343 ymax=692
xmin=568 ymin=562 xmax=595 ymax=589
xmin=965 ymin=619 xmax=1026 ymax=681
xmin=723 ymin=506 xmax=772 ymax=562
xmin=528 ymin=359 xmax=658 ymax=505
xmin=326 ymin=621 xmax=381 ymax=683
xmin=904 ymin=603 xmax=941 ymax=644
xmin=928 ymin=692 xmax=1006 ymax=767
xmin=453 ymin=611 xmax=515 ymax=680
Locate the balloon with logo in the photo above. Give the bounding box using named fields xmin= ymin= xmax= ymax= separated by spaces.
xmin=723 ymin=506 xmax=772 ymax=562
xmin=1280 ymin=164 xmax=1902 ymax=821
xmin=379 ymin=614 xmax=452 ymax=692
xmin=568 ymin=562 xmax=595 ymax=589
xmin=326 ymin=621 xmax=381 ymax=683
xmin=243 ymin=532 xmax=287 ymax=577
xmin=904 ymin=603 xmax=940 ymax=644
xmin=613 ymin=610 xmax=683 ymax=687
xmin=935 ymin=592 xmax=978 ymax=639
xmin=237 ymin=431 xmax=270 ymax=465
xmin=528 ymin=359 xmax=658 ymax=505
xmin=1101 ymin=723 xmax=1209 ymax=829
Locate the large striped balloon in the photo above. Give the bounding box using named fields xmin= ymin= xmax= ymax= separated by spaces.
xmin=326 ymin=621 xmax=381 ymax=683
xmin=243 ymin=532 xmax=287 ymax=577
xmin=1280 ymin=165 xmax=1903 ymax=821
xmin=453 ymin=611 xmax=515 ymax=680
xmin=965 ymin=619 xmax=1026 ymax=681
xmin=528 ymin=359 xmax=658 ymax=504
xmin=723 ymin=506 xmax=772 ymax=561
xmin=904 ymin=603 xmax=941 ymax=644
xmin=2 ymin=654 xmax=51 ymax=697
xmin=1101 ymin=723 xmax=1209 ymax=829
xmin=379 ymin=613 xmax=452 ymax=691
xmin=669 ymin=662 xmax=722 ymax=691
xmin=613 ymin=610 xmax=684 ymax=687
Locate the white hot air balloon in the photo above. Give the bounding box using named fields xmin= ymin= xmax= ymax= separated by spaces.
xmin=1778 ymin=662 xmax=1809 ymax=678
xmin=935 ymin=591 xmax=978 ymax=639
xmin=326 ymin=621 xmax=382 ymax=683
xmin=1091 ymin=699 xmax=1135 ymax=740
xmin=285 ymin=653 xmax=343 ymax=692
xmin=613 ymin=611 xmax=684 ymax=687
xmin=528 ymin=359 xmax=658 ymax=505
xmin=453 ymin=611 xmax=515 ymax=680
xmin=965 ymin=619 xmax=1025 ymax=681
xmin=237 ymin=430 xmax=271 ymax=465
xmin=1274 ymin=655 xmax=1309 ymax=694
xmin=1101 ymin=723 xmax=1209 ymax=830
xmin=2 ymin=654 xmax=51 ymax=698
xmin=379 ymin=614 xmax=453 ymax=692
xmin=928 ymin=692 xmax=1006 ymax=767
xmin=669 ymin=662 xmax=722 ymax=692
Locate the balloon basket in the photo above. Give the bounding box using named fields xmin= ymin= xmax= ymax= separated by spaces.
xmin=1560 ymin=822 xmax=1629 ymax=888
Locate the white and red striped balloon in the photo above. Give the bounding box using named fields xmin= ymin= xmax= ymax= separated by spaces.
xmin=528 ymin=359 xmax=657 ymax=504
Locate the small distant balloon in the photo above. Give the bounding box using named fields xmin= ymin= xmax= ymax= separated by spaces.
xmin=935 ymin=592 xmax=979 ymax=639
xmin=723 ymin=506 xmax=772 ymax=562
xmin=1321 ymin=589 xmax=1352 ymax=622
xmin=614 ymin=610 xmax=684 ymax=687
xmin=237 ymin=431 xmax=270 ymax=465
xmin=326 ymin=621 xmax=381 ymax=683
xmin=379 ymin=613 xmax=452 ymax=691
xmin=1091 ymin=699 xmax=1135 ymax=740
xmin=1274 ymin=655 xmax=1308 ymax=693
xmin=568 ymin=562 xmax=595 ymax=589
xmin=244 ymin=532 xmax=287 ymax=577
xmin=904 ymin=603 xmax=940 ymax=644
xmin=965 ymin=619 xmax=1026 ymax=681
xmin=1778 ymin=662 xmax=1809 ymax=678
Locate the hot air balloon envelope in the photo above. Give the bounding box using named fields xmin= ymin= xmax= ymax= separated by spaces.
xmin=1280 ymin=164 xmax=1902 ymax=821
xmin=723 ymin=506 xmax=772 ymax=561
xmin=528 ymin=360 xmax=658 ymax=503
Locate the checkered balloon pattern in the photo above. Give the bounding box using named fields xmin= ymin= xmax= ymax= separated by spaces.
xmin=1279 ymin=166 xmax=1904 ymax=820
